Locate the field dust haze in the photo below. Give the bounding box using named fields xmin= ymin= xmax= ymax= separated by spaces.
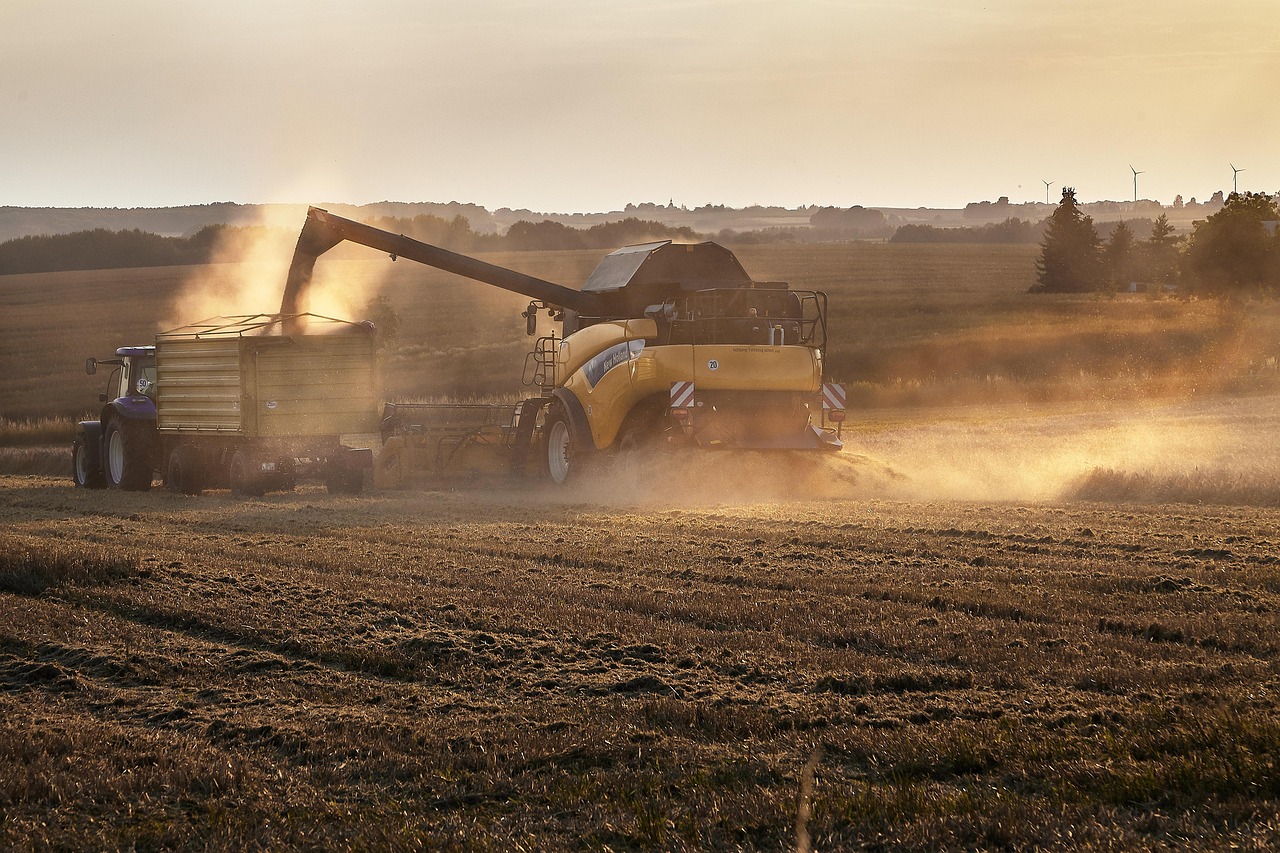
xmin=553 ymin=394 xmax=1280 ymax=509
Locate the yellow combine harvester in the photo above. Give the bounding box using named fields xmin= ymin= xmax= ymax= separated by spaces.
xmin=282 ymin=207 xmax=845 ymax=486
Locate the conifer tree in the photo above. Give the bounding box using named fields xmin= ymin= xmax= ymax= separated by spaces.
xmin=1142 ymin=213 xmax=1181 ymax=291
xmin=1103 ymin=221 xmax=1136 ymax=290
xmin=1030 ymin=187 xmax=1103 ymax=293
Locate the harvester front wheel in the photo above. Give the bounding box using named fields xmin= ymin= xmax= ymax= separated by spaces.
xmin=544 ymin=403 xmax=589 ymax=485
xmin=104 ymin=419 xmax=154 ymax=492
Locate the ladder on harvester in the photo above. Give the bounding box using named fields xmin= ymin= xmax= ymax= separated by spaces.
xmin=522 ymin=334 xmax=560 ymax=394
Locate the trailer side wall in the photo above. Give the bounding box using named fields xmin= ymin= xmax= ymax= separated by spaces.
xmin=251 ymin=335 xmax=379 ymax=437
xmin=155 ymin=338 xmax=243 ymax=432
xmin=156 ymin=332 xmax=378 ymax=437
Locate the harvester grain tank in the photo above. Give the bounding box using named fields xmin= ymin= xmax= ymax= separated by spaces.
xmin=283 ymin=208 xmax=844 ymax=485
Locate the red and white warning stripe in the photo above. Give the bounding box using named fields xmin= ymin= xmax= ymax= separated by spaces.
xmin=670 ymin=381 xmax=696 ymax=409
xmin=821 ymin=383 xmax=846 ymax=411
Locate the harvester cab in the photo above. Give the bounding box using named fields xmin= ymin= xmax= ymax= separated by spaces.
xmin=283 ymin=207 xmax=845 ymax=487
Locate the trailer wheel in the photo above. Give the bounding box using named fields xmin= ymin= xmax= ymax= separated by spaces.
xmin=544 ymin=403 xmax=588 ymax=485
xmin=166 ymin=445 xmax=204 ymax=496
xmin=325 ymin=467 xmax=363 ymax=495
xmin=72 ymin=433 xmax=105 ymax=489
xmin=105 ymin=419 xmax=154 ymax=491
xmin=229 ymin=451 xmax=264 ymax=497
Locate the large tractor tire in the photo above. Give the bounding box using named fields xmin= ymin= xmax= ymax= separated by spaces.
xmin=165 ymin=444 xmax=204 ymax=496
xmin=544 ymin=402 xmax=591 ymax=485
xmin=104 ymin=419 xmax=154 ymax=491
xmin=229 ymin=450 xmax=265 ymax=498
xmin=72 ymin=433 xmax=106 ymax=489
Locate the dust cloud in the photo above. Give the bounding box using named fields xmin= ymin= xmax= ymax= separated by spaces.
xmin=162 ymin=208 xmax=396 ymax=331
xmin=843 ymin=396 xmax=1275 ymax=504
xmin=557 ymin=394 xmax=1280 ymax=509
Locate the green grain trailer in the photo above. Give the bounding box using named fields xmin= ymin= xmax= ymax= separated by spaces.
xmin=75 ymin=313 xmax=379 ymax=496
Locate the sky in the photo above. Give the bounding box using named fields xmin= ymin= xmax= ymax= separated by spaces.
xmin=3 ymin=0 xmax=1277 ymax=212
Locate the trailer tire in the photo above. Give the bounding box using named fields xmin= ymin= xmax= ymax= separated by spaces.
xmin=165 ymin=445 xmax=204 ymax=496
xmin=326 ymin=468 xmax=363 ymax=495
xmin=105 ymin=418 xmax=154 ymax=491
xmin=544 ymin=402 xmax=589 ymax=485
xmin=72 ymin=433 xmax=106 ymax=489
xmin=229 ymin=451 xmax=264 ymax=497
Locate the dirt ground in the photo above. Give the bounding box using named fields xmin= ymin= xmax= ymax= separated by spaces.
xmin=3 ymin=423 xmax=1279 ymax=850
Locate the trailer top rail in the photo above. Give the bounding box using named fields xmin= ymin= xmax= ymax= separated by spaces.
xmin=157 ymin=313 xmax=370 ymax=341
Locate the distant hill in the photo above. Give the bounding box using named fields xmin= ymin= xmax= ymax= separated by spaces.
xmin=0 ymin=201 xmax=498 ymax=243
xmin=0 ymin=195 xmax=1220 ymax=246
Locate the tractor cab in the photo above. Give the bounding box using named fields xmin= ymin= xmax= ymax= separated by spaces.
xmin=87 ymin=346 xmax=157 ymax=405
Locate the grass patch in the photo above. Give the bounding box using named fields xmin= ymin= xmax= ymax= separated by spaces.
xmin=0 ymin=533 xmax=139 ymax=594
xmin=0 ymin=417 xmax=76 ymax=447
xmin=0 ymin=446 xmax=67 ymax=477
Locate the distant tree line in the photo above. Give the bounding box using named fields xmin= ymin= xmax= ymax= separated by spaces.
xmin=1031 ymin=188 xmax=1280 ymax=295
xmin=0 ymin=216 xmax=704 ymax=275
xmin=0 ymin=226 xmax=228 ymax=275
xmin=492 ymin=217 xmax=701 ymax=251
xmin=10 ymin=199 xmax=1274 ymax=296
xmin=808 ymin=206 xmax=894 ymax=239
xmin=891 ymin=218 xmax=1045 ymax=244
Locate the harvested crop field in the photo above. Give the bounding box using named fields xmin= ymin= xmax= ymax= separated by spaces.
xmin=3 ymin=408 xmax=1280 ymax=849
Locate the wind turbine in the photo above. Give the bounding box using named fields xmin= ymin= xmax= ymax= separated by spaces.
xmin=1130 ymin=165 xmax=1144 ymax=202
xmin=1043 ymin=180 xmax=1054 ymax=204
xmin=1231 ymin=163 xmax=1244 ymax=194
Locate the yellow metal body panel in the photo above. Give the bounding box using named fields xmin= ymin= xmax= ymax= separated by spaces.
xmin=156 ymin=333 xmax=379 ymax=437
xmin=558 ymin=320 xmax=823 ymax=450
xmin=691 ymin=345 xmax=822 ymax=392
xmin=556 ymin=319 xmax=656 ymax=383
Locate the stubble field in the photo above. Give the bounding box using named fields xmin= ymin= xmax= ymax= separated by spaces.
xmin=3 ymin=241 xmax=1280 ymax=848
xmin=3 ymin=464 xmax=1279 ymax=849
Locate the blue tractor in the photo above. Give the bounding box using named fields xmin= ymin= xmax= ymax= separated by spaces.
xmin=73 ymin=346 xmax=158 ymax=490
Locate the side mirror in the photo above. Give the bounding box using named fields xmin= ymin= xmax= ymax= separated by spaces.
xmin=85 ymin=358 xmax=97 ymax=375
xmin=526 ymin=306 xmax=538 ymax=336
